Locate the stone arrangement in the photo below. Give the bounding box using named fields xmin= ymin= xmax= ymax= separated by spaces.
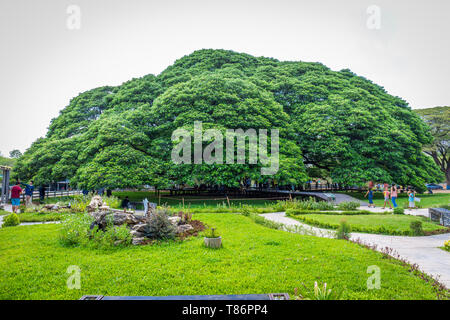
xmin=87 ymin=196 xmax=194 ymax=245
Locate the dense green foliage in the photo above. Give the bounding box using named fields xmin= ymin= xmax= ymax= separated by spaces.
xmin=415 ymin=106 xmax=449 ymax=185
xmin=14 ymin=49 xmax=442 ymax=189
xmin=0 ymin=214 xmax=446 ymax=299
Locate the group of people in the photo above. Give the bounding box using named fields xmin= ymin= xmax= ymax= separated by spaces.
xmin=9 ymin=180 xmax=47 ymax=213
xmin=365 ymin=183 xmax=417 ymax=210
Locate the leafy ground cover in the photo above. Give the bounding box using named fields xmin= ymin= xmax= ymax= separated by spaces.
xmin=0 ymin=213 xmax=447 ymax=299
xmin=288 ymin=213 xmax=449 ymax=236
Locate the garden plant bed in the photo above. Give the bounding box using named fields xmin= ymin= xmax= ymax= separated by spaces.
xmin=0 ymin=213 xmax=448 ymax=300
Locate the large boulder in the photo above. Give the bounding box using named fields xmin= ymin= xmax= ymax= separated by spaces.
xmin=131 ymin=223 xmax=147 ymax=233
xmin=87 ymin=195 xmax=103 ymax=212
xmin=168 ymin=216 xmax=181 ymax=225
xmin=176 ymin=224 xmax=194 ymax=234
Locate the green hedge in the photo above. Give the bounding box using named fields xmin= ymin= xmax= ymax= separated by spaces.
xmin=286 ymin=209 xmax=385 ymax=216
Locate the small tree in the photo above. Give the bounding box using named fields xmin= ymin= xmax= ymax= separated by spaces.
xmin=9 ymin=149 xmax=22 ymax=159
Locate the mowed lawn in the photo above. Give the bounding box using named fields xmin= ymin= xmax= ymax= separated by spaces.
xmin=289 ymin=214 xmax=448 ymax=235
xmin=0 ymin=213 xmax=445 ymax=300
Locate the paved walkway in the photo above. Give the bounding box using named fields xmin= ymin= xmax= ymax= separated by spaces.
xmin=260 ymin=212 xmax=450 ymax=288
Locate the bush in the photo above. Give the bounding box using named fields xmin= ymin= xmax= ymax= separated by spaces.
xmin=393 ymin=207 xmax=404 ymax=215
xmin=89 ymin=221 xmax=132 ymax=248
xmin=241 ymin=205 xmax=251 ymax=216
xmin=273 ymin=198 xmax=335 ymax=212
xmin=59 ymin=214 xmax=132 ymax=248
xmin=59 ymin=214 xmax=94 ymax=246
xmin=143 ymin=208 xmax=176 ymax=240
xmin=2 ymin=213 xmax=20 ymax=227
xmin=410 ymin=221 xmax=424 ymax=236
xmin=337 ymin=201 xmax=360 ymax=211
xmin=336 ymin=220 xmax=351 ymax=240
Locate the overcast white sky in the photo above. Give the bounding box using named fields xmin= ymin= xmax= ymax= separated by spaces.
xmin=0 ymin=0 xmax=449 ymax=156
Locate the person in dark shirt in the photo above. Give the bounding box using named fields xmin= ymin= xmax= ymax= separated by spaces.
xmin=121 ymin=196 xmax=130 ymax=212
xmin=39 ymin=185 xmax=46 ymax=203
xmin=20 ymin=180 xmax=35 ymax=206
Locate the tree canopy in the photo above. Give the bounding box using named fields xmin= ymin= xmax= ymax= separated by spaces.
xmin=415 ymin=106 xmax=449 ymax=185
xmin=13 ymin=49 xmax=443 ymax=190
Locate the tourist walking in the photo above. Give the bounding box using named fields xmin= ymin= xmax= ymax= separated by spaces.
xmin=391 ymin=184 xmax=398 ymax=208
xmin=382 ymin=186 xmax=392 ymax=209
xmin=121 ymin=196 xmax=130 ymax=212
xmin=407 ymin=188 xmax=416 ymax=210
xmin=364 ymin=188 xmax=375 ymax=208
xmin=20 ymin=180 xmax=34 ymax=207
xmin=10 ymin=181 xmax=22 ymax=213
xmin=39 ymin=185 xmax=46 ymax=203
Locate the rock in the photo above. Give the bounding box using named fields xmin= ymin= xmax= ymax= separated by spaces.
xmin=113 ymin=213 xmax=127 ymax=225
xmin=168 ymin=216 xmax=181 ymax=225
xmin=126 ymin=214 xmax=146 ymax=225
xmin=132 ymin=237 xmax=146 ymax=245
xmin=88 ymin=211 xmax=108 ymax=231
xmin=87 ymin=195 xmax=103 ymax=212
xmin=131 ymin=223 xmax=147 ymax=232
xmin=114 ymin=240 xmax=124 ymax=246
xmin=130 ymin=230 xmax=144 ymax=238
xmin=176 ymin=224 xmax=194 ymax=234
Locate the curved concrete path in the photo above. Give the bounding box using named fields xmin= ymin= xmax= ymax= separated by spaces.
xmin=260 ymin=212 xmax=450 ymax=288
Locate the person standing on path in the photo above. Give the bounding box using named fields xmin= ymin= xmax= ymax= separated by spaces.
xmin=39 ymin=185 xmax=46 ymax=203
xmin=390 ymin=184 xmax=398 ymax=208
xmin=10 ymin=181 xmax=22 ymax=213
xmin=20 ymin=180 xmax=34 ymax=207
xmin=121 ymin=196 xmax=130 ymax=213
xmin=382 ymin=187 xmax=392 ymax=209
xmin=408 ymin=188 xmax=416 ymax=210
xmin=364 ymin=188 xmax=375 ymax=208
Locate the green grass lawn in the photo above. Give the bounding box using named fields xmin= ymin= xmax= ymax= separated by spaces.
xmin=288 ymin=213 xmax=449 ymax=236
xmin=0 ymin=213 xmax=446 ymax=299
xmin=340 ymin=191 xmax=450 ymax=209
xmin=112 ymin=191 xmax=281 ymax=209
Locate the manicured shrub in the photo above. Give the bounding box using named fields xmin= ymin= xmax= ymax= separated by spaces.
xmin=2 ymin=213 xmax=20 ymax=227
xmin=393 ymin=207 xmax=404 ymax=215
xmin=337 ymin=201 xmax=360 ymax=211
xmin=143 ymin=208 xmax=176 ymax=240
xmin=410 ymin=221 xmax=424 ymax=236
xmin=336 ymin=220 xmax=351 ymax=240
